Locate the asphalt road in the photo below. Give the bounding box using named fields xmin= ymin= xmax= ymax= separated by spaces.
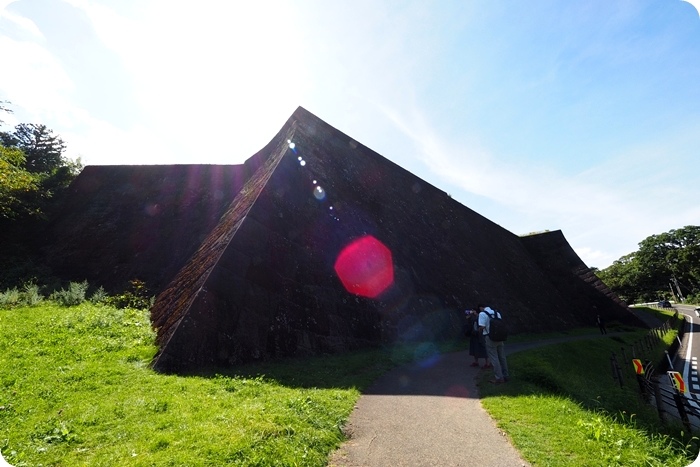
xmin=673 ymin=304 xmax=699 ymax=394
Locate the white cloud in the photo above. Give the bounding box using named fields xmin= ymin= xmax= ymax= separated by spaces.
xmin=2 ymin=0 xmax=698 ymax=269
xmin=0 ymin=36 xmax=73 ymax=118
xmin=61 ymin=0 xmax=311 ymax=163
xmin=0 ymin=1 xmax=43 ymax=39
xmin=1 ymin=1 xmax=312 ymax=164
xmin=378 ymin=100 xmax=700 ymax=269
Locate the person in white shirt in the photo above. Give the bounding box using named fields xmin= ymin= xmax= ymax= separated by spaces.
xmin=477 ymin=304 xmax=509 ymax=384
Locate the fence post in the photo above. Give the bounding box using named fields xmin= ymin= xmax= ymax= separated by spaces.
xmin=615 ymin=357 xmax=624 ymax=388
xmin=636 ymin=374 xmax=648 ymax=399
xmin=665 ymin=351 xmax=673 ymax=369
xmin=672 ymin=392 xmax=692 ymax=433
xmin=651 ymin=378 xmax=667 ymax=426
xmin=610 ymin=353 xmax=623 ymax=388
xmin=610 ymin=353 xmax=617 ymax=384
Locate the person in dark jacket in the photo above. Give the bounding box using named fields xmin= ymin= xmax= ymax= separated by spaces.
xmin=596 ymin=314 xmax=607 ymax=334
xmin=465 ymin=309 xmax=489 ymax=367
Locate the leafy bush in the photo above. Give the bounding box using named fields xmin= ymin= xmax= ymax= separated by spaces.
xmin=50 ymin=281 xmax=88 ymax=306
xmin=0 ymin=287 xmax=21 ymax=307
xmin=0 ymin=282 xmax=44 ymax=307
xmin=1 ymin=279 xmax=155 ymax=310
xmin=105 ymin=279 xmax=154 ymax=310
xmin=684 ymin=294 xmax=699 ymax=305
xmin=89 ymin=286 xmax=108 ymax=304
xmin=22 ymin=282 xmax=43 ymax=305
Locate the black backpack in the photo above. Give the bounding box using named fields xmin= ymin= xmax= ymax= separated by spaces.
xmin=487 ymin=310 xmax=508 ymax=342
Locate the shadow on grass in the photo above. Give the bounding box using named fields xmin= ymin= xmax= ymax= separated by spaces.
xmin=167 ymin=310 xmax=672 ymax=400
xmin=175 ymin=337 xmax=470 ymax=393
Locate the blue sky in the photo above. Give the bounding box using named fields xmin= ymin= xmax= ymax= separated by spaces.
xmin=1 ymin=0 xmax=699 ymax=269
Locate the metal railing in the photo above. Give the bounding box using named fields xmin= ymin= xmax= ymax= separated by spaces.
xmin=610 ymin=318 xmax=700 ymax=432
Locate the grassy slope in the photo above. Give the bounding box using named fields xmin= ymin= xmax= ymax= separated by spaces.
xmin=2 ymin=304 xmax=371 ymax=466
xmin=1 ymin=303 xmax=696 ymax=466
xmin=479 ymin=310 xmax=697 ymax=466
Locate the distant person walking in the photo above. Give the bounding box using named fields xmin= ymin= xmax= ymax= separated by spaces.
xmin=596 ymin=315 xmax=607 ymax=335
xmin=478 ymin=304 xmax=509 ymax=384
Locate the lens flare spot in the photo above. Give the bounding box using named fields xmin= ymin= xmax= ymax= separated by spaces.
xmin=144 ymin=203 xmax=161 ymax=216
xmin=313 ymin=186 xmax=326 ymax=200
xmin=445 ymin=385 xmax=471 ymax=398
xmin=334 ymin=235 xmax=394 ymax=298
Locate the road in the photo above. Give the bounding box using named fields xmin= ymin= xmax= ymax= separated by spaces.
xmin=674 ymin=303 xmax=700 ymax=394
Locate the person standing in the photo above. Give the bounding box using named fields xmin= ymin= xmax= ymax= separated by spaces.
xmin=465 ymin=309 xmax=488 ymax=367
xmin=596 ymin=315 xmax=607 ymax=334
xmin=478 ymin=304 xmax=509 ymax=384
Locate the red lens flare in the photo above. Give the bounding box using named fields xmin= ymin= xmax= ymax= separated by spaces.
xmin=334 ymin=235 xmax=394 ymax=298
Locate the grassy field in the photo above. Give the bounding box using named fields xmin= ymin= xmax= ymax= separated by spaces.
xmin=1 ymin=302 xmax=697 ymax=466
xmin=479 ymin=309 xmax=698 ymax=466
xmin=0 ymin=302 xmax=455 ymax=466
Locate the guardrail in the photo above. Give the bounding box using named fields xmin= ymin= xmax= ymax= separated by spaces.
xmin=635 ymin=362 xmax=700 ymax=432
xmin=633 ymin=301 xmax=676 ymax=309
xmin=609 ymin=317 xmax=700 ymax=432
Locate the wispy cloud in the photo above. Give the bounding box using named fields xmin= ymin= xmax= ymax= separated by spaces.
xmin=1 ymin=0 xmax=698 ymax=269
xmin=2 ymin=1 xmax=311 ymax=164
xmin=378 ymin=98 xmax=700 ymax=268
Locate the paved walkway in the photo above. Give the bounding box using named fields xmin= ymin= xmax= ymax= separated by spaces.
xmin=328 ymin=334 xmax=623 ymax=467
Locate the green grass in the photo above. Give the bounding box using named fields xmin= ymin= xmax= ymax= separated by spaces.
xmin=478 ymin=320 xmax=698 ymax=466
xmin=0 ymin=302 xmax=458 ymax=466
xmin=2 ymin=302 xmax=697 ymax=466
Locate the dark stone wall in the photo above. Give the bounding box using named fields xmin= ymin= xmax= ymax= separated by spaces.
xmin=519 ymin=230 xmax=639 ymax=326
xmin=37 ymin=106 xmax=642 ymax=372
xmin=149 ymin=107 xmax=643 ymax=372
xmin=150 ymin=129 xmax=291 ymax=372
xmin=42 ymin=164 xmax=250 ymax=293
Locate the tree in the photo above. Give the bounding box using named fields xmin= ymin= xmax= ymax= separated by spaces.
xmin=597 ymin=252 xmax=647 ymax=303
xmin=599 ymin=226 xmax=700 ymax=303
xmin=0 ymin=144 xmax=41 ymax=219
xmin=635 ymin=226 xmax=700 ymax=300
xmin=0 ymin=109 xmax=83 ymax=222
xmin=0 ymin=123 xmax=67 ymax=173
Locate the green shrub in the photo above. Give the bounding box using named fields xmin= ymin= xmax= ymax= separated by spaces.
xmin=50 ymin=281 xmax=88 ymax=306
xmin=22 ymin=282 xmax=43 ymax=306
xmin=0 ymin=282 xmax=44 ymax=307
xmin=0 ymin=287 xmax=21 ymax=307
xmin=105 ymin=279 xmax=154 ymax=310
xmin=684 ymin=294 xmax=699 ymax=305
xmin=89 ymin=286 xmax=108 ymax=304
